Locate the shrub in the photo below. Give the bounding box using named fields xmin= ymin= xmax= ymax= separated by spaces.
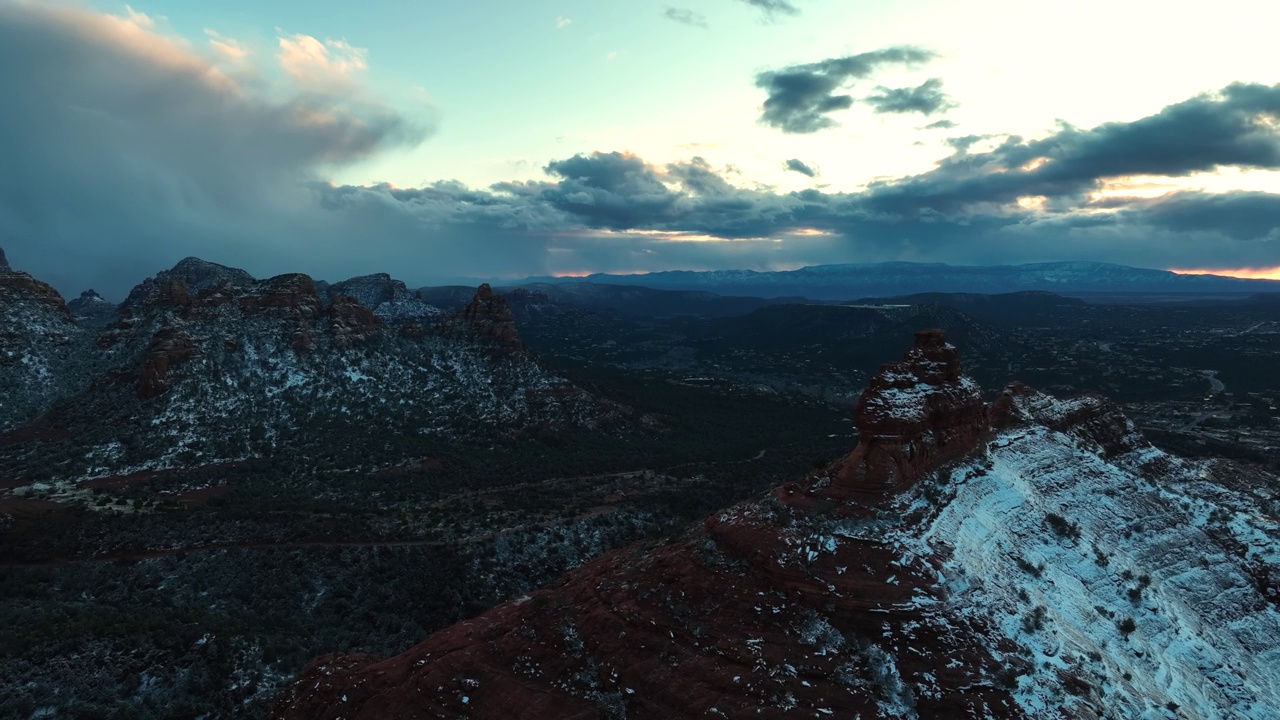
xmin=1045 ymin=512 xmax=1081 ymax=541
xmin=1014 ymin=556 xmax=1043 ymax=577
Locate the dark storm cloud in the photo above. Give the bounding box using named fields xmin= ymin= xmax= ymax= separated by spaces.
xmin=755 ymin=47 xmax=937 ymax=133
xmin=944 ymin=134 xmax=991 ymax=153
xmin=538 ymin=152 xmax=682 ymax=228
xmin=784 ymin=159 xmax=818 ymax=177
xmin=864 ymin=82 xmax=1280 ymax=217
xmin=864 ymin=78 xmax=955 ymax=116
xmin=663 ymin=7 xmax=709 ymax=28
xmin=0 ymin=4 xmax=427 ymax=297
xmin=735 ymin=0 xmax=801 ymax=18
xmin=1130 ymin=191 xmax=1280 ymax=240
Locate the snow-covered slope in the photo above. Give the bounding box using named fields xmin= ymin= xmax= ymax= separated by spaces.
xmin=894 ymin=388 xmax=1280 ymax=718
xmin=0 ymin=260 xmax=98 ymax=431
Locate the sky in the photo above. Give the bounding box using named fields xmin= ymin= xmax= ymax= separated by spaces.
xmin=2 ymin=0 xmax=1280 ymax=298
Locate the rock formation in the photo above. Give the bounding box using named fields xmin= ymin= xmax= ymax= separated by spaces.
xmin=327 ymin=294 xmax=382 ymax=348
xmin=326 ymin=273 xmax=412 ymax=310
xmin=0 ymin=251 xmax=70 ymax=316
xmin=124 ymin=256 xmax=254 ymax=307
xmin=831 ymin=329 xmax=988 ymax=496
xmin=439 ymin=283 xmax=522 ymax=348
xmin=0 ymin=248 xmax=84 ymax=431
xmin=66 ymin=289 xmax=118 ymax=327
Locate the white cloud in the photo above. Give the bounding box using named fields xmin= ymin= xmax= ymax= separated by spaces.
xmin=205 ymin=29 xmax=247 ymax=60
xmin=555 ymin=16 xmax=572 ymax=28
xmin=277 ymin=33 xmax=368 ymax=87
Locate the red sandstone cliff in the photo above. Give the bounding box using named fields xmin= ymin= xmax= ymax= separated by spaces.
xmin=831 ymin=328 xmax=989 ymax=496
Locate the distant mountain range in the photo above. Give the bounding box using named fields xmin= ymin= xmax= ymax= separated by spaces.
xmin=518 ymin=261 xmax=1280 ymax=300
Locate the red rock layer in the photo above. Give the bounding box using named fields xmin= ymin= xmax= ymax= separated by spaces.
xmin=830 ymin=329 xmax=988 ymax=496
xmin=113 ymin=261 xmax=394 ymax=398
xmin=327 ymin=294 xmax=382 ymax=348
xmin=0 ymin=265 xmax=71 ymax=317
xmin=271 ymin=507 xmax=1021 ymax=720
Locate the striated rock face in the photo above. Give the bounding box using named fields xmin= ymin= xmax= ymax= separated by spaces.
xmin=832 ymin=329 xmax=988 ymax=495
xmin=0 ymin=264 xmax=70 ymax=317
xmin=440 ymin=283 xmax=522 ymax=348
xmin=327 ymin=294 xmax=382 ymax=348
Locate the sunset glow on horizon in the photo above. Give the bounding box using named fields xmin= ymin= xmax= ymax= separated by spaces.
xmin=1169 ymin=266 xmax=1280 ymax=280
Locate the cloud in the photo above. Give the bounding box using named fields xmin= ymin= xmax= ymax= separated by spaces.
xmin=923 ymin=119 xmax=957 ymax=130
xmin=556 ymin=16 xmax=572 ymax=29
xmin=784 ymin=159 xmax=818 ymax=177
xmin=755 ymin=47 xmax=936 ymax=133
xmin=865 ymin=82 xmax=1280 ymax=217
xmin=277 ymin=33 xmax=368 ymax=88
xmin=736 ymin=0 xmax=801 ymax=18
xmin=3 ymin=7 xmax=1279 ymax=297
xmin=864 ymin=78 xmax=955 ymax=116
xmin=311 ymin=84 xmax=1280 ymax=274
xmin=0 ymin=3 xmax=427 ymax=297
xmin=663 ymin=7 xmax=709 ymax=28
xmin=205 ymin=29 xmax=248 ymax=62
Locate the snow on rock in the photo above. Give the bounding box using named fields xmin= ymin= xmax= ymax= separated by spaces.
xmin=0 ymin=250 xmax=99 ymax=431
xmin=2 ymin=258 xmax=622 ymax=475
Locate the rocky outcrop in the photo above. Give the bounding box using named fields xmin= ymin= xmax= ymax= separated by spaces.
xmin=0 ymin=261 xmax=70 ymax=317
xmin=239 ymin=274 xmax=324 ymax=319
xmin=326 ymin=273 xmax=411 ymax=309
xmin=504 ymin=287 xmax=563 ymax=323
xmin=439 ymin=284 xmax=522 ymax=348
xmin=0 ymin=246 xmax=8 ymax=271
xmin=0 ymin=249 xmax=83 ymax=430
xmin=124 ymin=257 xmax=254 ymax=308
xmin=67 ymin=289 xmax=117 ymax=327
xmin=831 ymin=329 xmax=988 ymax=495
xmin=327 ymin=294 xmax=382 ymax=348
xmin=138 ymin=324 xmax=198 ymax=400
